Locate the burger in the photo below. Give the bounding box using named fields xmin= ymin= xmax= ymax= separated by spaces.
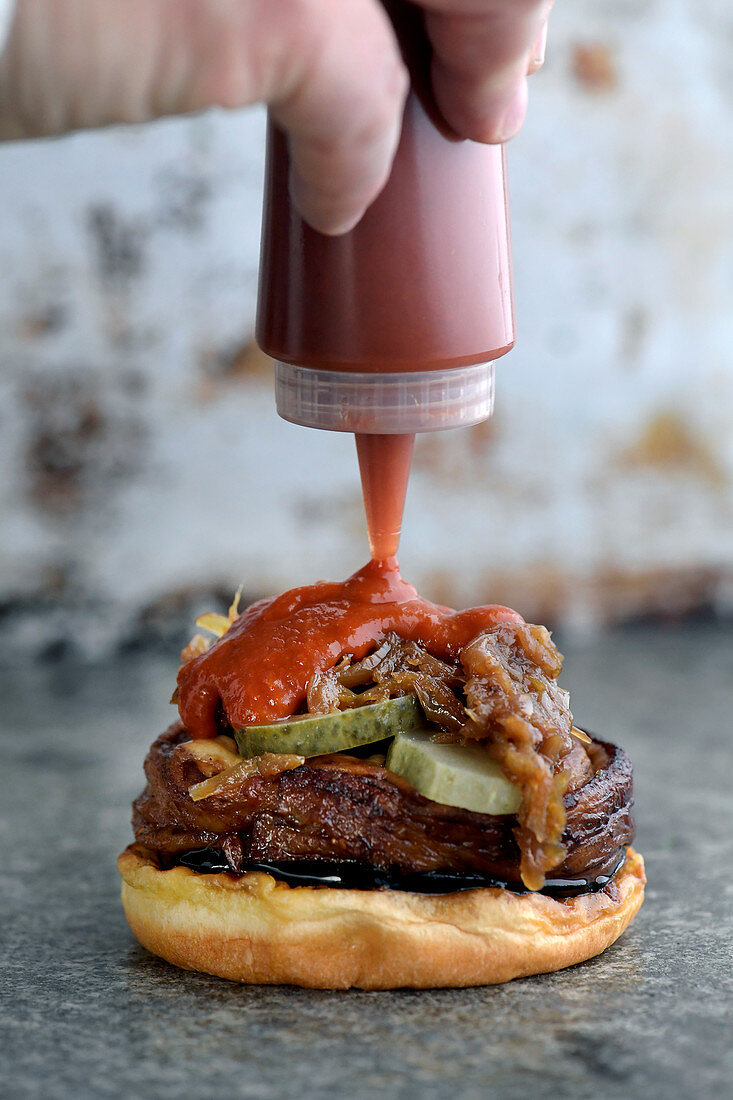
xmin=118 ymin=560 xmax=645 ymax=989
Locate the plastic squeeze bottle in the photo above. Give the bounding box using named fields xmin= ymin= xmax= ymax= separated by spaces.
xmin=256 ymin=2 xmax=514 ymax=559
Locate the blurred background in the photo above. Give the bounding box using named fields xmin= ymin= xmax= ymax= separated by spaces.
xmin=1 ymin=0 xmax=731 ymax=661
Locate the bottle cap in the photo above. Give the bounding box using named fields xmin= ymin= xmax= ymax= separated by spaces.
xmin=275 ymin=361 xmax=494 ymax=434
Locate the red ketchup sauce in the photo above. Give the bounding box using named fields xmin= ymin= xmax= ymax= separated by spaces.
xmin=355 ymin=433 xmax=414 ymax=560
xmin=177 ymin=558 xmax=522 ymax=739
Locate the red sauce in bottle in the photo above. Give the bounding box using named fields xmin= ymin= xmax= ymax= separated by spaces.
xmin=177 ymin=558 xmax=522 ymax=739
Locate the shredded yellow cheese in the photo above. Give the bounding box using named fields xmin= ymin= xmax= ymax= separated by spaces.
xmin=180 ymin=586 xmax=244 ymax=664
xmin=195 ymin=585 xmax=243 ymax=640
xmin=194 ymin=613 xmax=232 ymax=638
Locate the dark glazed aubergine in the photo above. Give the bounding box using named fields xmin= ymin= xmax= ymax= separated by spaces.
xmin=132 ymin=724 xmax=634 ymax=887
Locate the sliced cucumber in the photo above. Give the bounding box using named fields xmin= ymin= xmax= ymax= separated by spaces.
xmin=234 ymin=694 xmax=422 ymax=759
xmin=386 ymin=730 xmax=521 ymax=816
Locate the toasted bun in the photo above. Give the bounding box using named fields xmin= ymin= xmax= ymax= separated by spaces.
xmin=118 ymin=845 xmax=645 ymax=989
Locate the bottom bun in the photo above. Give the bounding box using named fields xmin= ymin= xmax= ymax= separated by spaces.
xmin=118 ymin=845 xmax=645 ymax=990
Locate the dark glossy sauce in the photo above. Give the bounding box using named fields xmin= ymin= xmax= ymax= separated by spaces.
xmin=174 ymin=848 xmax=627 ymax=899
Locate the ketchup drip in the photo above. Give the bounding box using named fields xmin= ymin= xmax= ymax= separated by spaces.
xmin=177 ymin=558 xmax=522 ymax=739
xmin=356 ymin=433 xmax=414 ymax=561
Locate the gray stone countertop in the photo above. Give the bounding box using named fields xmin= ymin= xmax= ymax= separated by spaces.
xmin=1 ymin=624 xmax=731 ymax=1099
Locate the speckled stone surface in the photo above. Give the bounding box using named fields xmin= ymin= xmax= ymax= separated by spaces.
xmin=1 ymin=625 xmax=731 ymax=1099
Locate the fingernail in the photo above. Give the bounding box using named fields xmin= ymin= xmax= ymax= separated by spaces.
xmin=533 ymin=21 xmax=548 ymax=68
xmin=495 ymin=84 xmax=528 ymax=142
xmin=315 ymin=211 xmax=364 ymax=237
xmin=289 ymin=169 xmax=363 ymax=236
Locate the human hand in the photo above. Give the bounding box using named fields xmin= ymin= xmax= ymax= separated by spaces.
xmin=0 ymin=0 xmax=552 ymax=234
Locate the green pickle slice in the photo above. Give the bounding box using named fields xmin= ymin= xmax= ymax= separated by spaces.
xmin=386 ymin=730 xmax=521 ymax=816
xmin=234 ymin=694 xmax=423 ymax=759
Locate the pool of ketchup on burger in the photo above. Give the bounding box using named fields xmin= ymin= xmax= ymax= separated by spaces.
xmin=177 ymin=433 xmax=521 ymax=739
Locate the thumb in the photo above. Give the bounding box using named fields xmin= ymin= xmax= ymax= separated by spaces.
xmin=0 ymin=0 xmax=409 ymax=234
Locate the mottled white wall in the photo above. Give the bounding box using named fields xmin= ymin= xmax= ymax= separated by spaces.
xmin=1 ymin=0 xmax=732 ymax=655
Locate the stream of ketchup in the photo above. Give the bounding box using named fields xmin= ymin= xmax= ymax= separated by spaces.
xmin=355 ymin=433 xmax=414 ymax=561
xmin=177 ymin=428 xmax=522 ymax=739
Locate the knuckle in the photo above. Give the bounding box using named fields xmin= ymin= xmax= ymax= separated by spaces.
xmin=383 ymin=53 xmax=410 ymax=106
xmin=351 ymin=101 xmax=398 ymax=156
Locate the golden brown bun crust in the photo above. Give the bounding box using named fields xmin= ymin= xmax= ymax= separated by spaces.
xmin=118 ymin=845 xmax=645 ymax=989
